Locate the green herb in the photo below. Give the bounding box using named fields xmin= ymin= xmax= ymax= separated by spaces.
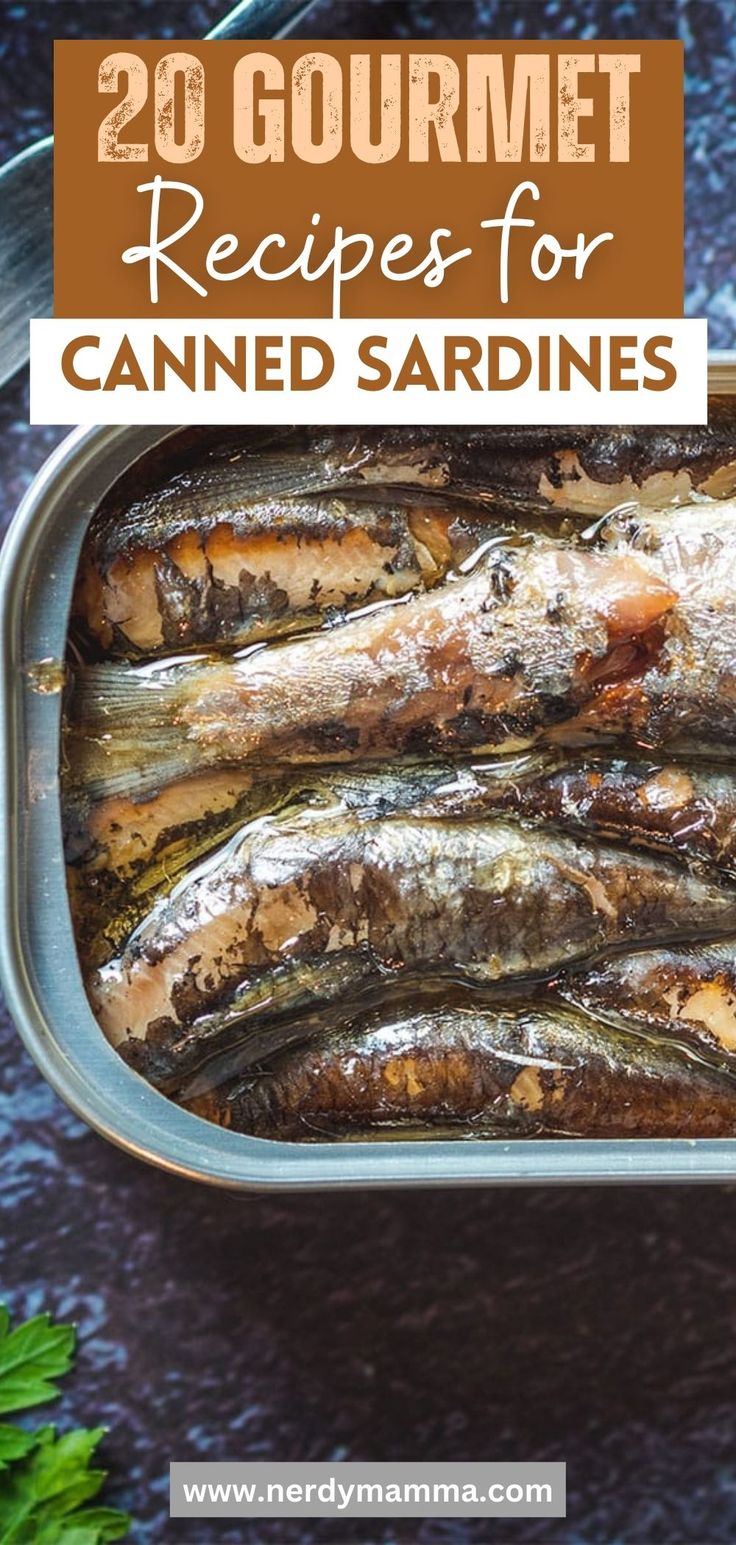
xmin=0 ymin=1309 xmax=75 ymax=1417
xmin=0 ymin=1307 xmax=130 ymax=1544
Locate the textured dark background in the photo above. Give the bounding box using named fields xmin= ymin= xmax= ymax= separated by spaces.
xmin=1 ymin=4 xmax=735 ymax=1543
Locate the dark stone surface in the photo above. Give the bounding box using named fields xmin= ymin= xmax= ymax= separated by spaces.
xmin=1 ymin=4 xmax=735 ymax=1544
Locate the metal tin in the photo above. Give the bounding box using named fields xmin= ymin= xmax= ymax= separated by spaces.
xmin=2 ymin=367 xmax=736 ymax=1189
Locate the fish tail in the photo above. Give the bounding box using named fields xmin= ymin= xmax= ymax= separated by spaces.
xmin=66 ymin=663 xmax=199 ymax=801
xmin=224 ymin=452 xmax=336 ymax=503
xmin=67 ymin=740 xmax=198 ymax=803
xmin=70 ymin=661 xmax=185 ymax=730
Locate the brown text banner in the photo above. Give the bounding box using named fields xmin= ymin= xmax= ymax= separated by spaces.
xmin=53 ymin=40 xmax=683 ymax=320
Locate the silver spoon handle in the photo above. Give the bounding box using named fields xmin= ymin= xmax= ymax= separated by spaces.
xmin=0 ymin=0 xmax=316 ymax=389
xmin=207 ymin=0 xmax=316 ymax=39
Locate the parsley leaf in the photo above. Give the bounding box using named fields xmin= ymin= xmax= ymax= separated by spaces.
xmin=0 ymin=1430 xmax=36 ymax=1473
xmin=0 ymin=1311 xmax=75 ymax=1416
xmin=0 ymin=1309 xmax=131 ymax=1545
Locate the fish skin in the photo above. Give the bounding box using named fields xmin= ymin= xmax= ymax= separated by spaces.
xmin=311 ymin=754 xmax=736 ymax=883
xmin=67 ymin=759 xmax=496 ymax=885
xmin=64 ymin=768 xmax=264 ymax=969
xmin=73 ymin=494 xmax=483 ymax=659
xmin=67 ymin=540 xmax=675 ymax=800
xmin=90 ymin=808 xmax=736 ymax=1086
xmin=84 ymin=409 xmax=732 ymax=660
xmin=184 ymin=995 xmax=736 ymax=1141
xmin=561 ymin=943 xmax=736 ymax=1065
xmin=66 ymin=751 xmax=736 ymax=971
xmin=565 ymin=501 xmax=736 ymax=750
xmin=481 ymin=755 xmax=736 ymax=879
xmin=67 ymin=749 xmax=736 ymax=889
xmin=148 ymin=414 xmax=736 ymax=514
xmin=65 ymin=760 xmax=480 ymax=967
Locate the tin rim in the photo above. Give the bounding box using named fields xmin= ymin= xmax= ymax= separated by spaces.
xmin=2 ymin=398 xmax=736 ymax=1188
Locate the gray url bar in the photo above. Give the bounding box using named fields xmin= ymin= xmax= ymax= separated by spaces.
xmin=170 ymin=1461 xmax=566 ymax=1518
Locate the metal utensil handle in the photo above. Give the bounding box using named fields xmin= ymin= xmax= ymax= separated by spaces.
xmin=0 ymin=0 xmax=316 ymax=389
xmin=207 ymin=0 xmax=315 ymax=39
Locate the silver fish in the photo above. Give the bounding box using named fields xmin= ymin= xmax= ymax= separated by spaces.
xmin=73 ymin=492 xmax=496 ymax=659
xmin=562 ymin=942 xmax=736 ymax=1067
xmin=67 ymin=539 xmax=674 ymax=800
xmin=184 ymin=992 xmax=736 ymax=1141
xmin=67 ymin=750 xmax=736 ymax=972
xmin=158 ymin=417 xmax=736 ymax=513
xmin=566 ymin=501 xmax=736 ymax=751
xmin=90 ymin=806 xmax=736 ymax=1088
